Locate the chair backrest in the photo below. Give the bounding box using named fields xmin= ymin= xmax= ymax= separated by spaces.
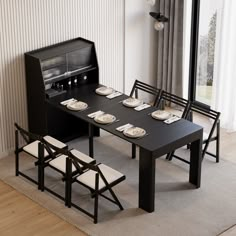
xmin=129 ymin=80 xmax=162 ymax=106
xmin=155 ymin=90 xmax=190 ymax=118
xmin=189 ymin=102 xmax=220 ymax=157
xmin=41 ymin=136 xmax=69 ymax=159
xmin=69 ymin=150 xmax=97 ymax=174
xmin=69 ymin=150 xmax=116 ymax=192
xmin=15 ymin=122 xmax=41 ymax=144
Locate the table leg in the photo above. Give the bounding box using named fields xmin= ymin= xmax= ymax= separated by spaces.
xmin=139 ymin=148 xmax=155 ymax=212
xmin=88 ymin=123 xmax=94 ymax=158
xmin=132 ymin=144 xmax=136 ymax=159
xmin=189 ymin=138 xmax=202 ymax=188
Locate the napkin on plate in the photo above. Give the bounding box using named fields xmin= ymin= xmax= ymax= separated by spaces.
xmin=106 ymin=91 xmax=122 ymax=99
xmin=87 ymin=110 xmax=105 ymax=118
xmin=134 ymin=103 xmax=151 ymax=111
xmin=60 ymin=98 xmax=76 ymax=105
xmin=116 ymin=123 xmax=134 ymax=132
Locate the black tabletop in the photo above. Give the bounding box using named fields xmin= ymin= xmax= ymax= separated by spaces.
xmin=47 ymin=84 xmax=203 ymax=157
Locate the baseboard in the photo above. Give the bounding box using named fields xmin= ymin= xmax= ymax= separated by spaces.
xmin=0 ymin=149 xmax=14 ymax=159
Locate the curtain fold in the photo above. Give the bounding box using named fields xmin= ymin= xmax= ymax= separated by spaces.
xmin=212 ymin=0 xmax=236 ymax=132
xmin=156 ymin=0 xmax=184 ymax=97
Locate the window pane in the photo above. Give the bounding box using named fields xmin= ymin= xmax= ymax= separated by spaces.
xmin=196 ymin=0 xmax=222 ymax=105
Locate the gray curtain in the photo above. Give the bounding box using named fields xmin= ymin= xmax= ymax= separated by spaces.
xmin=156 ymin=0 xmax=184 ymax=97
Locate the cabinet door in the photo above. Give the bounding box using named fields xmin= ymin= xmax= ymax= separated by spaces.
xmin=41 ymin=55 xmax=67 ymax=83
xmin=67 ymin=47 xmax=93 ymax=73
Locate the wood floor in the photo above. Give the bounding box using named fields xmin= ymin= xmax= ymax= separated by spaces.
xmin=0 ymin=181 xmax=87 ymax=236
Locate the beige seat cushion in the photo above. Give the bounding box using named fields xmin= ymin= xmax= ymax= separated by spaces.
xmin=76 ymin=164 xmax=124 ymax=190
xmin=23 ymin=135 xmax=66 ymax=158
xmin=49 ymin=148 xmax=94 ymax=173
xmin=49 ymin=154 xmax=76 ymax=173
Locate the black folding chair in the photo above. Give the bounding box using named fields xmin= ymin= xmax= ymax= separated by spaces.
xmin=14 ymin=122 xmax=67 ymax=190
xmin=130 ymin=79 xmax=162 ymax=106
xmin=155 ymin=90 xmax=190 ymax=119
xmin=40 ymin=136 xmax=95 ymax=205
xmin=168 ymin=102 xmax=221 ymax=163
xmin=66 ymin=150 xmax=126 ymax=223
xmin=130 ymin=80 xmax=162 ymax=158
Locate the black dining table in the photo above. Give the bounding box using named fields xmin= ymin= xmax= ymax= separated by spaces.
xmin=46 ymin=83 xmax=203 ymax=213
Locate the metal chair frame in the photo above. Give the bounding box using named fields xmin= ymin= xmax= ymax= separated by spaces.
xmin=39 ymin=137 xmax=96 ymax=205
xmin=169 ymin=102 xmax=221 ymax=164
xmin=66 ymin=151 xmax=125 ymax=223
xmin=15 ymin=122 xmax=44 ymax=189
xmin=155 ymin=90 xmax=191 ymax=119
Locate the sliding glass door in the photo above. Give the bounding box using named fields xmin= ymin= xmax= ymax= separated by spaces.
xmin=195 ymin=0 xmax=222 ymax=106
xmin=184 ymin=0 xmax=223 ymax=107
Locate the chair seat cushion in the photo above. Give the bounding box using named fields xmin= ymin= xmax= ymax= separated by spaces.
xmin=23 ymin=140 xmax=48 ymax=158
xmin=23 ymin=135 xmax=67 ymax=158
xmin=76 ymin=164 xmax=124 ymax=190
xmin=70 ymin=149 xmax=94 ymax=166
xmin=49 ymin=155 xmax=76 ymax=173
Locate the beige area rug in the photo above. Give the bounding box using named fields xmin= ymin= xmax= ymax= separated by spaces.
xmin=1 ymin=132 xmax=236 ymax=236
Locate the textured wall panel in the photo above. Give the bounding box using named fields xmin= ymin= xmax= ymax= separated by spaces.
xmin=0 ymin=0 xmax=124 ymax=156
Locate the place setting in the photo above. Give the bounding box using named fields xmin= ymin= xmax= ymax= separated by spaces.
xmin=122 ymin=97 xmax=151 ymax=111
xmin=150 ymin=110 xmax=181 ymax=124
xmin=116 ymin=123 xmax=148 ymax=139
xmin=88 ymin=110 xmax=120 ymax=125
xmin=122 ymin=97 xmax=142 ymax=108
xmin=95 ymin=86 xmax=122 ymax=99
xmin=60 ymin=98 xmax=89 ymax=112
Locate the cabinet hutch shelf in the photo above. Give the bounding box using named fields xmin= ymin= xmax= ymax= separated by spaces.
xmin=25 ymin=37 xmax=99 ymax=141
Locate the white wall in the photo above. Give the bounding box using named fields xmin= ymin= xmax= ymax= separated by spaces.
xmin=0 ymin=0 xmax=124 ymax=157
xmin=124 ymin=0 xmax=158 ymax=94
xmin=0 ymin=0 xmax=159 ymax=157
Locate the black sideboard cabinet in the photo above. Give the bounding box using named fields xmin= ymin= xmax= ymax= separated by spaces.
xmin=25 ymin=37 xmax=99 ymax=141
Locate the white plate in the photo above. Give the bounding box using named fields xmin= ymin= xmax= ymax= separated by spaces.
xmin=123 ymin=127 xmax=146 ymax=138
xmin=122 ymin=98 xmax=142 ymax=108
xmin=67 ymin=101 xmax=88 ymax=111
xmin=94 ymin=113 xmax=116 ymax=124
xmin=151 ymin=110 xmax=171 ymax=120
xmin=95 ymin=87 xmax=114 ymax=96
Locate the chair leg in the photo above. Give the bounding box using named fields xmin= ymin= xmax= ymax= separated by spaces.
xmin=15 ymin=130 xmax=19 ymax=176
xmin=66 ymin=158 xmax=72 ymax=207
xmin=107 ymin=187 xmax=124 ymax=210
xmin=41 ymin=165 xmax=45 ymax=192
xmin=216 ymin=122 xmax=220 ymax=163
xmin=38 ymin=163 xmax=41 ymax=190
xmin=94 ymin=174 xmax=99 ymax=224
xmin=132 ymin=144 xmax=136 ymax=159
xmin=38 ymin=143 xmax=44 ymax=191
xmin=165 ymin=152 xmax=172 ymax=160
xmin=168 ymin=151 xmax=174 ymax=161
xmin=165 ymin=153 xmax=169 ymax=160
xmin=94 ymin=192 xmax=98 ymax=224
xmin=15 ymin=151 xmax=20 ymax=177
xmin=66 ymin=184 xmax=72 ymax=208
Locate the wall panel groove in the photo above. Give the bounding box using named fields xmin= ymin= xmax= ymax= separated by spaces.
xmin=0 ymin=0 xmax=124 ymax=157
